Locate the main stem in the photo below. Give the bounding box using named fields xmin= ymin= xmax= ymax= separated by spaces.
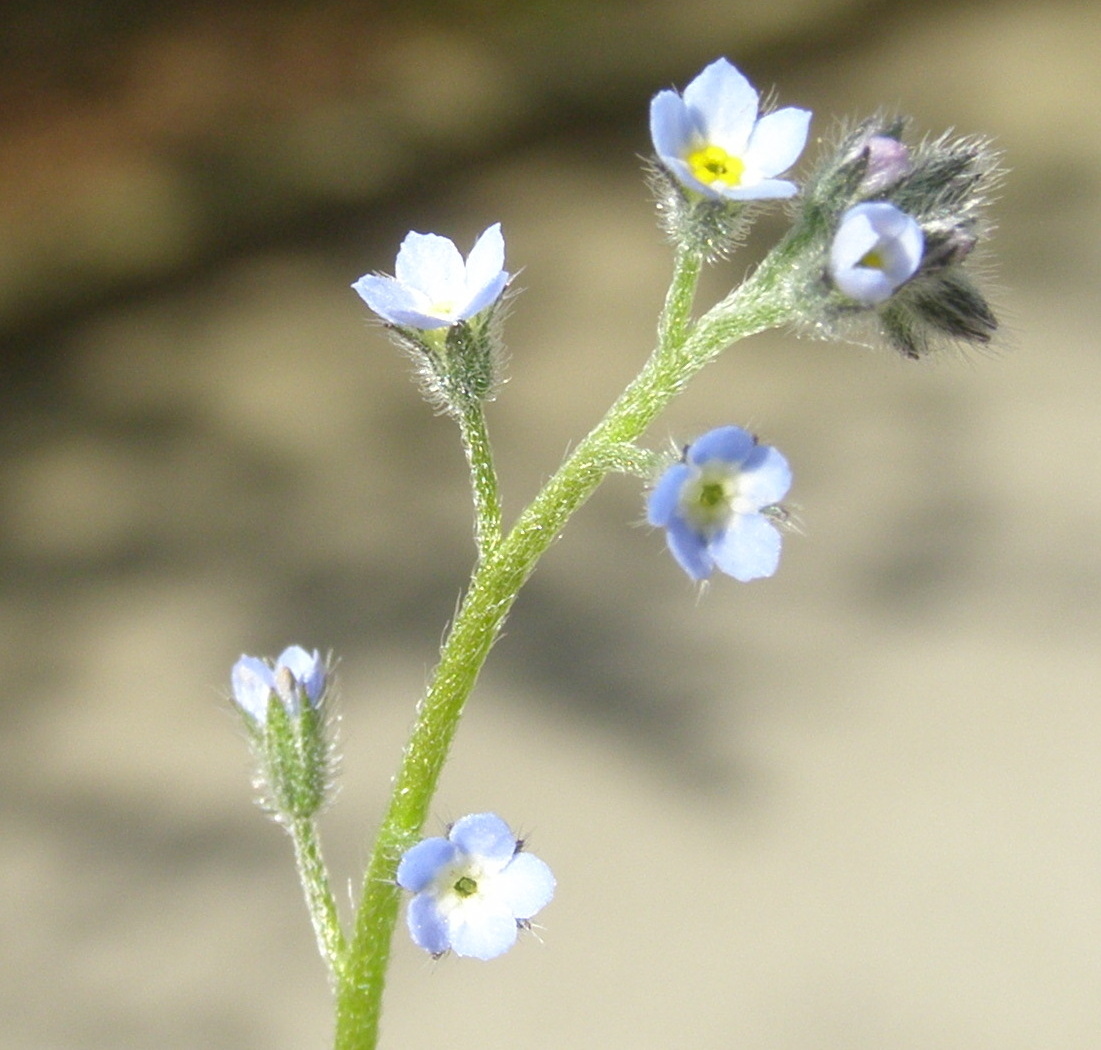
xmin=333 ymin=241 xmax=798 ymax=1049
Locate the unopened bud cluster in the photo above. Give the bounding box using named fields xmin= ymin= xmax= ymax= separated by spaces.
xmin=795 ymin=116 xmax=1002 ymax=357
xmin=231 ymin=646 xmax=337 ymax=823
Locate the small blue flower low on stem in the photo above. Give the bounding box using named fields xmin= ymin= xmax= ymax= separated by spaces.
xmin=397 ymin=813 xmax=555 ymax=960
xmin=230 ymin=646 xmax=345 ymax=975
xmin=648 ymin=426 xmax=792 ymax=582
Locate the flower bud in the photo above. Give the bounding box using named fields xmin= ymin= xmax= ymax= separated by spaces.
xmin=860 ymin=135 xmax=912 ymax=195
xmin=231 ymin=646 xmax=337 ymax=822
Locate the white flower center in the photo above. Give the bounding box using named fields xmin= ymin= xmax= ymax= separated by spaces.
xmin=679 ymin=461 xmax=747 ymax=532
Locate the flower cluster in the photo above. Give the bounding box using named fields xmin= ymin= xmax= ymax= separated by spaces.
xmin=397 ymin=813 xmax=555 ymax=960
xmin=231 ymin=646 xmax=335 ymax=822
xmin=797 ymin=116 xmax=1001 ymax=357
xmin=220 ymin=55 xmax=1006 ymax=1030
xmin=647 ymin=426 xmax=792 ymax=583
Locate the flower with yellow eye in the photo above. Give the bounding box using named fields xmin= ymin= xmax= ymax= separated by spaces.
xmin=650 ymin=58 xmax=810 ymax=201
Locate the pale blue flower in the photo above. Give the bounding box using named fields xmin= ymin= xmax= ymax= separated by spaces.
xmin=231 ymin=645 xmax=326 ymax=721
xmin=650 ymin=58 xmax=811 ymax=201
xmin=352 ymin=223 xmax=509 ymax=329
xmin=647 ymin=426 xmax=791 ymax=582
xmin=829 ymin=202 xmax=924 ymax=305
xmin=397 ymin=813 xmax=555 ymax=960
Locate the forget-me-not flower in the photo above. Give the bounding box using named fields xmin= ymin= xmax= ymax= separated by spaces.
xmin=650 ymin=58 xmax=811 ymax=201
xmin=352 ymin=223 xmax=509 ymax=329
xmin=397 ymin=812 xmax=555 ymax=960
xmin=829 ymin=202 xmax=924 ymax=305
xmin=647 ymin=426 xmax=792 ymax=582
xmin=232 ymin=645 xmax=327 ymax=722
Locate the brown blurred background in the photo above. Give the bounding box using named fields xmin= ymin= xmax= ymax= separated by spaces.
xmin=2 ymin=1 xmax=1100 ymax=1047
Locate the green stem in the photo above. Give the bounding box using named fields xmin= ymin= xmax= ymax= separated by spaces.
xmin=455 ymin=396 xmax=502 ymax=557
xmin=333 ymin=241 xmax=798 ymax=1050
xmin=290 ymin=816 xmax=347 ymax=978
xmin=657 ymin=243 xmax=703 ymax=352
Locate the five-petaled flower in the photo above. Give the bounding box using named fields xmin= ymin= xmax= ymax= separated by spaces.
xmin=650 ymin=58 xmax=811 ymax=201
xmin=397 ymin=813 xmax=555 ymax=960
xmin=647 ymin=426 xmax=792 ymax=582
xmin=829 ymin=202 xmax=924 ymax=306
xmin=352 ymin=223 xmax=509 ymax=329
xmin=231 ymin=645 xmax=327 ymax=722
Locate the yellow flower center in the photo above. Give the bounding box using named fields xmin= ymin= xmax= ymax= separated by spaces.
xmin=858 ymin=248 xmax=885 ymax=270
xmin=686 ymin=145 xmax=746 ymax=188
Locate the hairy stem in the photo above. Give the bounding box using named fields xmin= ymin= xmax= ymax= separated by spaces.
xmin=455 ymin=396 xmax=503 ymax=557
xmin=332 ymin=241 xmax=797 ymax=1049
xmin=290 ymin=816 xmax=347 ymax=977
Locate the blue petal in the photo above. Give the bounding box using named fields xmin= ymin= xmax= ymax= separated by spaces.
xmin=449 ymin=813 xmax=516 ymax=865
xmin=393 ymin=231 xmax=465 ymax=301
xmin=664 ymin=514 xmax=713 ymax=581
xmin=351 ymin=274 xmax=450 ymax=329
xmin=715 ymin=178 xmax=799 ymax=201
xmin=744 ymin=107 xmax=811 ymax=178
xmin=447 ymin=899 xmax=519 ymax=960
xmin=738 ymin=445 xmax=792 ymax=507
xmin=458 ymin=270 xmax=509 ymax=320
xmin=688 ymin=425 xmax=755 ymax=466
xmin=397 ymin=837 xmax=456 ymax=892
xmin=709 ymin=513 xmax=782 ymax=582
xmin=832 ymin=266 xmax=896 ymax=305
xmin=681 ymin=58 xmax=757 ymax=151
xmin=650 ymin=88 xmax=695 ymax=161
xmin=277 ymin=645 xmax=325 ymax=705
xmin=647 ymin=462 xmax=691 ymax=527
xmin=831 ymin=207 xmax=879 ymax=265
xmin=463 ymin=223 xmax=506 ymax=291
xmin=498 ymin=853 xmax=555 ymax=918
xmin=407 ymin=893 xmax=451 ymax=955
xmin=231 ymin=656 xmax=274 ymax=721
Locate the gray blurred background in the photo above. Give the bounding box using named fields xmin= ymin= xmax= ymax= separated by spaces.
xmin=2 ymin=1 xmax=1099 ymax=1047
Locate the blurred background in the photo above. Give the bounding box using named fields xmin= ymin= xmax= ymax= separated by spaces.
xmin=2 ymin=0 xmax=1100 ymax=1047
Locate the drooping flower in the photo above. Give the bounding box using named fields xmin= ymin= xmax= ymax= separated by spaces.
xmin=647 ymin=426 xmax=792 ymax=582
xmin=650 ymin=58 xmax=811 ymax=201
xmin=352 ymin=223 xmax=509 ymax=329
xmin=231 ymin=645 xmax=327 ymax=722
xmin=829 ymin=202 xmax=924 ymax=306
xmin=397 ymin=813 xmax=555 ymax=960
